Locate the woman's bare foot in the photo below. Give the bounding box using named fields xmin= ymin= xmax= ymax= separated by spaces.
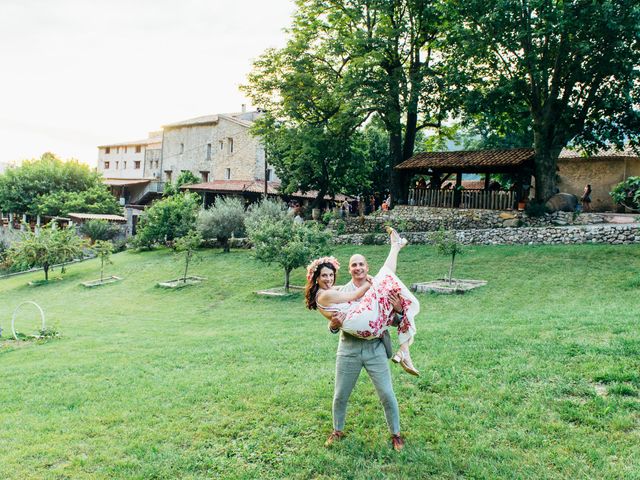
xmin=385 ymin=226 xmax=408 ymax=249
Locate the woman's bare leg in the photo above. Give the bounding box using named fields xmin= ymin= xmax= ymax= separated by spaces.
xmin=382 ymin=227 xmax=407 ymax=274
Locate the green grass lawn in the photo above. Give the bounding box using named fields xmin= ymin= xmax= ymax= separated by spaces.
xmin=1 ymin=243 xmax=639 ymax=479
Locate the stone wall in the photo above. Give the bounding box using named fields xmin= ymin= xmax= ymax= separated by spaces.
xmin=334 ymin=205 xmax=623 ymax=234
xmin=333 ymin=224 xmax=640 ymax=246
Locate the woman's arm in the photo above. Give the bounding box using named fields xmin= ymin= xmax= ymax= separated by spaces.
xmin=318 ymin=281 xmax=370 ymax=306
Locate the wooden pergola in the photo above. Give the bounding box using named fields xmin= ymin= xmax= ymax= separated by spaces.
xmin=395 ymin=148 xmax=535 ymax=209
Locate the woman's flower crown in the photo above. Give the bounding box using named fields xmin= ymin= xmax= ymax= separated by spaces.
xmin=306 ymin=256 xmax=340 ymax=282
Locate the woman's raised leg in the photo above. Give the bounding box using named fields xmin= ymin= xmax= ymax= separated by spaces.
xmin=382 ymin=227 xmax=407 ymax=274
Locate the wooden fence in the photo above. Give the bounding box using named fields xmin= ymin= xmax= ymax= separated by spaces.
xmin=409 ymin=188 xmax=516 ymax=210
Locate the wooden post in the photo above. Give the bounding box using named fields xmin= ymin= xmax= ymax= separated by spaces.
xmin=454 ymin=173 xmax=462 ymax=208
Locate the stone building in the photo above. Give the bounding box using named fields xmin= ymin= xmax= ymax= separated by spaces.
xmin=557 ymin=146 xmax=640 ymax=211
xmin=160 ymin=108 xmax=276 ymax=185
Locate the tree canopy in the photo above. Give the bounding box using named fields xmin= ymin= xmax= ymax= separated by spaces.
xmin=243 ymin=0 xmax=448 ymax=203
xmin=446 ymin=0 xmax=640 ymax=201
xmin=0 ymin=153 xmax=110 ymax=215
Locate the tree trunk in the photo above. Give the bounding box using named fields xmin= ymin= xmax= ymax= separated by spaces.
xmin=389 ymin=129 xmax=406 ymax=203
xmin=183 ymin=252 xmax=190 ymax=283
xmin=284 ymin=268 xmax=291 ymax=293
xmin=100 ymin=257 xmax=104 ymax=283
xmin=448 ymin=251 xmax=455 ymax=285
xmin=533 ymin=128 xmax=561 ymax=202
xmin=44 ymin=263 xmax=49 ymax=281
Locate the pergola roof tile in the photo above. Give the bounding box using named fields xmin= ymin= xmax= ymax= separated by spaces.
xmin=396 ymin=148 xmax=535 ymax=172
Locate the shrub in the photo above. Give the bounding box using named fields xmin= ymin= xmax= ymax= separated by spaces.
xmin=132 ymin=192 xmax=200 ymax=249
xmin=610 ymin=176 xmax=640 ymax=212
xmin=80 ymin=220 xmax=121 ymax=243
xmin=92 ymin=240 xmax=114 ymax=282
xmin=321 ymin=210 xmax=336 ymax=224
xmin=334 ymin=219 xmax=346 ymax=235
xmin=174 ymin=230 xmax=203 ymax=282
xmin=362 ymin=233 xmax=377 ymax=245
xmin=197 ymin=197 xmax=245 ymax=252
xmin=245 ymin=198 xmax=288 ymax=232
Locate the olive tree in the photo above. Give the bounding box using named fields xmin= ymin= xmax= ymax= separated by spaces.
xmin=197 ymin=197 xmax=245 ymax=252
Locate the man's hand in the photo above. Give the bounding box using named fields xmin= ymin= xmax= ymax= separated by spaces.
xmin=329 ymin=312 xmax=346 ymax=331
xmin=389 ymin=291 xmax=404 ymax=314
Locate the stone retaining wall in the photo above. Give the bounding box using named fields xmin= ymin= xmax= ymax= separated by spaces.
xmin=333 ymin=223 xmax=640 ymax=246
xmin=335 ymin=205 xmax=633 ymax=234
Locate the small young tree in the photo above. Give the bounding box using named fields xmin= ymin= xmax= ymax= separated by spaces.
xmin=7 ymin=223 xmax=87 ymax=281
xmin=247 ymin=214 xmax=332 ymax=292
xmin=132 ymin=192 xmax=200 ymax=249
xmin=197 ymin=197 xmax=245 ymax=252
xmin=80 ymin=219 xmax=121 ymax=243
xmin=431 ymin=226 xmax=465 ymax=285
xmin=93 ymin=240 xmax=114 ymax=282
xmin=174 ymin=230 xmax=202 ymax=283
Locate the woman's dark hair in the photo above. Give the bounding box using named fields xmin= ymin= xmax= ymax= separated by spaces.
xmin=305 ymin=262 xmax=337 ymax=310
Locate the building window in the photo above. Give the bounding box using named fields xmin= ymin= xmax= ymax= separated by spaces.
xmin=136 ymin=145 xmax=142 ymax=153
xmin=134 ymin=161 xmax=141 ymax=169
xmin=104 ymin=161 xmax=110 ymax=169
xmin=180 ymin=143 xmax=184 ymax=154
xmin=224 ymin=168 xmax=231 ymax=180
xmin=123 ymin=161 xmax=127 ymax=169
xmin=266 ymin=169 xmax=273 ymax=181
xmin=165 ymin=170 xmax=172 ymax=182
xmin=155 ymin=160 xmax=160 ymax=168
xmin=115 ymin=161 xmax=119 ymax=169
xmin=228 ymin=138 xmax=234 ymax=154
xmin=200 ymin=171 xmax=209 ymax=182
xmin=105 ymin=147 xmax=110 ymax=154
xmin=206 ymin=143 xmax=212 ymax=160
xmin=116 ymin=147 xmax=120 ymax=154
xmin=124 ymin=146 xmax=128 ymax=153
xmin=219 ymin=140 xmax=224 ymax=150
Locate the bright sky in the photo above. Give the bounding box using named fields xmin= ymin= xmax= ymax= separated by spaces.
xmin=0 ymin=0 xmax=295 ymax=168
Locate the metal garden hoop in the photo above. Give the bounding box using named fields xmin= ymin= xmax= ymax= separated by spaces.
xmin=11 ymin=301 xmax=46 ymax=340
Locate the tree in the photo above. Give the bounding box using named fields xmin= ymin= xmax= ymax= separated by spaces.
xmin=252 ymin=117 xmax=373 ymax=204
xmin=243 ymin=0 xmax=448 ymax=204
xmin=38 ymin=185 xmax=122 ymax=217
xmin=163 ymin=170 xmax=201 ymax=197
xmin=174 ymin=230 xmax=202 ymax=283
xmin=132 ymin=192 xmax=200 ymax=249
xmin=0 ymin=152 xmax=105 ymax=215
xmin=80 ymin=220 xmax=121 ymax=244
xmin=197 ymin=197 xmax=245 ymax=253
xmin=446 ymin=0 xmax=640 ymax=201
xmin=92 ymin=240 xmax=114 ymax=283
xmin=245 ymin=199 xmax=332 ymax=292
xmin=7 ymin=223 xmax=87 ymax=281
xmin=431 ymin=226 xmax=465 ymax=285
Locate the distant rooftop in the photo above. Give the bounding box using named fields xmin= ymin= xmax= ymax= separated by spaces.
xmin=98 ymin=133 xmax=162 ymax=149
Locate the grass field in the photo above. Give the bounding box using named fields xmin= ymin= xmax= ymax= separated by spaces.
xmin=1 ymin=243 xmax=639 ymax=479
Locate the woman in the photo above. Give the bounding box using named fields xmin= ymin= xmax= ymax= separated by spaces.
xmin=581 ymin=184 xmax=592 ymax=212
xmin=305 ymin=227 xmax=420 ymax=375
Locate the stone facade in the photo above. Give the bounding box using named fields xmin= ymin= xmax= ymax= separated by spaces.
xmin=160 ymin=112 xmax=276 ymax=185
xmin=98 ymin=131 xmax=162 ymax=180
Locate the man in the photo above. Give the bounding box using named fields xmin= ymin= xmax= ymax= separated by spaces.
xmin=325 ymin=253 xmax=406 ymax=451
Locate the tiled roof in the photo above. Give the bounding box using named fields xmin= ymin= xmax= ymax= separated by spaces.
xmin=396 ymin=148 xmax=535 ymax=171
xmin=68 ymin=213 xmax=126 ymax=222
xmin=162 ymin=111 xmax=261 ymax=129
xmin=98 ymin=136 xmax=162 ymax=148
xmin=103 ymin=178 xmax=152 ymax=187
xmin=559 ymin=145 xmax=640 ymax=159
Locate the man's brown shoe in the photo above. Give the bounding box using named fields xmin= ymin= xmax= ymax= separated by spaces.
xmin=391 ymin=434 xmax=405 ymax=451
xmin=325 ymin=430 xmax=345 ymax=447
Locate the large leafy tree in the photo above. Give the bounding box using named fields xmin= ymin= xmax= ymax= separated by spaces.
xmin=446 ymin=0 xmax=640 ymax=201
xmin=243 ymin=0 xmax=447 ymax=203
xmin=197 ymin=197 xmax=245 ymax=253
xmin=0 ymin=152 xmax=104 ymax=215
xmin=37 ymin=185 xmax=122 ymax=217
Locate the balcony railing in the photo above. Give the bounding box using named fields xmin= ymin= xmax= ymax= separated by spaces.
xmin=409 ymin=188 xmax=516 ymax=210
